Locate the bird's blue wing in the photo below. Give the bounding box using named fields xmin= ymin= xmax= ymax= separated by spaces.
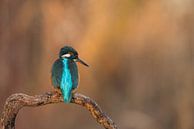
xmin=69 ymin=61 xmax=79 ymax=89
xmin=51 ymin=59 xmax=63 ymax=88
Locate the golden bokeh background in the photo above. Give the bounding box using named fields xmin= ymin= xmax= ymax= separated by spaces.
xmin=0 ymin=0 xmax=194 ymax=129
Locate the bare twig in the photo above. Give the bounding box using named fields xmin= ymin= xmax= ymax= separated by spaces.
xmin=0 ymin=91 xmax=118 ymax=129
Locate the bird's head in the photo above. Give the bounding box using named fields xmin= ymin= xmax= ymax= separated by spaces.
xmin=59 ymin=46 xmax=89 ymax=67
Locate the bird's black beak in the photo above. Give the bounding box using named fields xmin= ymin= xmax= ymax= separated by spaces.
xmin=75 ymin=58 xmax=89 ymax=67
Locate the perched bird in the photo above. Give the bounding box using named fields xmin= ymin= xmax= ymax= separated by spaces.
xmin=51 ymin=46 xmax=89 ymax=103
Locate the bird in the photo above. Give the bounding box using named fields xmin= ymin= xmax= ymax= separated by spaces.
xmin=51 ymin=46 xmax=89 ymax=103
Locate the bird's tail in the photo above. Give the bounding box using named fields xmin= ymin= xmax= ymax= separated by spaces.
xmin=61 ymin=86 xmax=72 ymax=103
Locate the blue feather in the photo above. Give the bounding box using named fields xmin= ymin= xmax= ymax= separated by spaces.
xmin=51 ymin=58 xmax=79 ymax=103
xmin=61 ymin=58 xmax=73 ymax=103
xmin=68 ymin=60 xmax=79 ymax=89
xmin=51 ymin=59 xmax=63 ymax=88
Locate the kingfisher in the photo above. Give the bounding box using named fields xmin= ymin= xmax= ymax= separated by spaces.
xmin=51 ymin=46 xmax=89 ymax=103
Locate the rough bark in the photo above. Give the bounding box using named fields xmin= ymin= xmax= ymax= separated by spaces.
xmin=0 ymin=91 xmax=118 ymax=129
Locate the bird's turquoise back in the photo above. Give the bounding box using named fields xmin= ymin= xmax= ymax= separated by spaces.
xmin=61 ymin=59 xmax=73 ymax=103
xmin=51 ymin=59 xmax=78 ymax=103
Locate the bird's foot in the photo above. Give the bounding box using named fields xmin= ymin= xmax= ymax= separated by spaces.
xmin=72 ymin=89 xmax=77 ymax=94
xmin=53 ymin=88 xmax=62 ymax=94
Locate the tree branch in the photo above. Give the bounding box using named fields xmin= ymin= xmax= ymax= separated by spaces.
xmin=0 ymin=91 xmax=118 ymax=129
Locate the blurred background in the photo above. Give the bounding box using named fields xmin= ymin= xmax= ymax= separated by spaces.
xmin=0 ymin=0 xmax=194 ymax=129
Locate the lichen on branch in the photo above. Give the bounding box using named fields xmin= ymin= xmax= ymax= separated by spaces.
xmin=0 ymin=91 xmax=118 ymax=129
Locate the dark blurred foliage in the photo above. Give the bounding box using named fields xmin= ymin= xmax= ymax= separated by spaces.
xmin=0 ymin=0 xmax=194 ymax=129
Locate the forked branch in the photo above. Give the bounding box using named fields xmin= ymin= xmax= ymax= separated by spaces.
xmin=0 ymin=91 xmax=118 ymax=129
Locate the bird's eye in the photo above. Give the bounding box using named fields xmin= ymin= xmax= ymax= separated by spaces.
xmin=61 ymin=53 xmax=71 ymax=58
